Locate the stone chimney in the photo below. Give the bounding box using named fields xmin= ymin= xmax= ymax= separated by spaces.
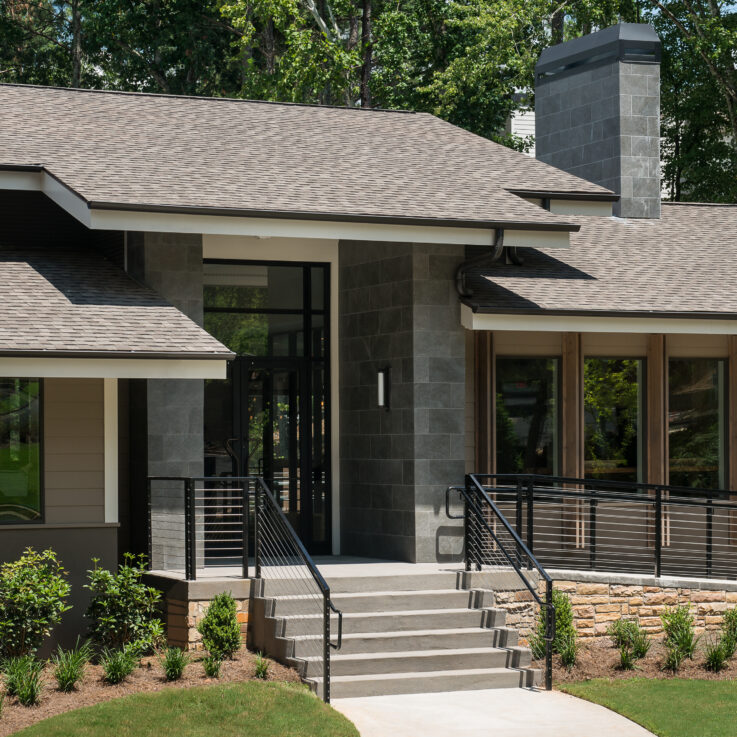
xmin=535 ymin=23 xmax=662 ymax=218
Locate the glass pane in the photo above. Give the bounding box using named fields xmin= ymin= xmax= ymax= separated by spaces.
xmin=668 ymin=358 xmax=725 ymax=488
xmin=311 ymin=364 xmax=328 ymax=546
xmin=0 ymin=379 xmax=41 ymax=522
xmin=204 ymin=312 xmax=304 ymax=357
xmin=311 ymin=267 xmax=326 ymax=311
xmin=203 ymin=263 xmax=303 ymax=310
xmin=204 ymin=373 xmax=234 ymax=478
xmin=496 ymin=358 xmax=559 ymax=475
xmin=584 ymin=358 xmax=644 ymax=483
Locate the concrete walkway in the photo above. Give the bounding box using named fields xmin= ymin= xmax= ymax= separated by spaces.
xmin=333 ymin=688 xmax=655 ymax=737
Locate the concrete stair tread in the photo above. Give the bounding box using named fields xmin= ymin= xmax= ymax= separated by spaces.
xmin=280 ymin=607 xmax=486 ymax=620
xmin=303 ymin=646 xmax=515 ymax=662
xmin=310 ymin=666 xmax=528 ymax=684
xmin=293 ymin=626 xmax=506 ymax=641
xmin=276 ymin=589 xmax=464 ymax=600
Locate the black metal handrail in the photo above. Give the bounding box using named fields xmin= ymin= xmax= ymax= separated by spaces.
xmin=447 ymin=475 xmax=556 ymax=690
xmin=253 ymin=477 xmax=342 ymax=703
xmin=476 ymin=473 xmax=737 ymax=581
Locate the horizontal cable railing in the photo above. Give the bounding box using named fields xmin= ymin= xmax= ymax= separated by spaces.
xmin=447 ymin=476 xmax=555 ymax=690
xmin=254 ymin=478 xmax=342 ymax=703
xmin=473 ymin=474 xmax=737 ymax=581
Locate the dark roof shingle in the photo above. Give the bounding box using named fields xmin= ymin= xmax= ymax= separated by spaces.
xmin=466 ymin=203 xmax=737 ymax=316
xmin=0 ymin=84 xmax=612 ymax=229
xmin=0 ymin=250 xmax=232 ymax=357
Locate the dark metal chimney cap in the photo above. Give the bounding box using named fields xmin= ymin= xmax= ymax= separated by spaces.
xmin=536 ymin=23 xmax=661 ymax=83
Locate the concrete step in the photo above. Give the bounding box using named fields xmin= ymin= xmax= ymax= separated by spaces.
xmin=279 ymin=607 xmax=506 ymax=637
xmin=297 ymin=646 xmax=532 ymax=677
xmin=272 ymin=589 xmax=488 ymax=616
xmin=309 ymin=666 xmax=539 ymax=699
xmin=292 ymin=626 xmax=519 ymax=657
xmin=324 ymin=572 xmax=461 ymax=594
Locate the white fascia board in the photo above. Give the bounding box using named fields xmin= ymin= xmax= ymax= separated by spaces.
xmin=504 ymin=229 xmax=569 ymax=249
xmin=550 ymin=200 xmax=613 ymax=217
xmin=0 ymin=170 xmax=43 ymax=190
xmin=461 ymin=305 xmax=737 ymax=335
xmin=41 ymin=172 xmax=91 ymax=226
xmin=0 ymin=357 xmax=227 ymax=379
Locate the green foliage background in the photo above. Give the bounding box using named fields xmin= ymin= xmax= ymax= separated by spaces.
xmin=1 ymin=1 xmax=736 ymax=200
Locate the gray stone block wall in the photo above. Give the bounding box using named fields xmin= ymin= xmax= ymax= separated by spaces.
xmin=339 ymin=241 xmax=465 ymax=563
xmin=536 ymin=61 xmax=660 ymax=218
xmin=127 ymin=232 xmax=204 ymax=571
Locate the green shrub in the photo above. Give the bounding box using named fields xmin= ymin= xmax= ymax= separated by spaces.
xmin=254 ymin=652 xmax=270 ymax=680
xmin=161 ymin=648 xmax=189 ymax=681
xmin=619 ymin=645 xmax=636 ymax=670
xmin=631 ymin=629 xmax=652 ymax=660
xmin=0 ymin=548 xmax=71 ymax=658
xmin=197 ymin=592 xmax=241 ymax=660
xmin=607 ymin=619 xmax=640 ymax=648
xmin=85 ymin=553 xmax=163 ymax=654
xmin=720 ymin=629 xmax=737 ymax=659
xmin=202 ymin=656 xmax=221 ymax=678
xmin=721 ymin=607 xmax=737 ymax=656
xmin=705 ymin=637 xmax=728 ymax=672
xmin=661 ymin=605 xmax=699 ymax=659
xmin=531 ymin=589 xmax=576 ymax=659
xmin=52 ymin=638 xmax=92 ymax=692
xmin=664 ymin=642 xmax=684 ymax=672
xmin=101 ymin=647 xmax=137 ymax=685
xmin=4 ymin=656 xmax=42 ymax=698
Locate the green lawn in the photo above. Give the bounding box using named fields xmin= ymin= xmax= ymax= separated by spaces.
xmin=15 ymin=682 xmax=359 ymax=737
xmin=561 ymin=678 xmax=737 ymax=737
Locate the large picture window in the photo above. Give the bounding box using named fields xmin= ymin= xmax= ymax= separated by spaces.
xmin=496 ymin=358 xmax=560 ymax=476
xmin=0 ymin=379 xmax=41 ymax=522
xmin=584 ymin=358 xmax=644 ymax=483
xmin=668 ymin=358 xmax=726 ymax=489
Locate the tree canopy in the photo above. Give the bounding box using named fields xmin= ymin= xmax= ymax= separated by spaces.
xmin=1 ymin=0 xmax=735 ymax=201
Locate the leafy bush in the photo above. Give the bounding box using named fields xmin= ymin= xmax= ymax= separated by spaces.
xmin=161 ymin=648 xmax=189 ymax=681
xmin=619 ymin=645 xmax=636 ymax=670
xmin=705 ymin=637 xmax=728 ymax=672
xmin=202 ymin=656 xmax=221 ymax=678
xmin=101 ymin=647 xmax=137 ymax=684
xmin=197 ymin=592 xmax=241 ymax=660
xmin=0 ymin=548 xmax=71 ymax=658
xmin=661 ymin=605 xmax=699 ymax=660
xmin=254 ymin=652 xmax=270 ymax=680
xmin=52 ymin=638 xmax=93 ymax=692
xmin=631 ymin=629 xmax=652 ymax=660
xmin=607 ymin=620 xmax=640 ymax=648
xmin=721 ymin=607 xmax=737 ymax=657
xmin=86 ymin=554 xmax=163 ymax=654
xmin=4 ymin=656 xmax=42 ymax=698
xmin=720 ymin=629 xmax=737 ymax=659
xmin=530 ymin=589 xmax=576 ymax=660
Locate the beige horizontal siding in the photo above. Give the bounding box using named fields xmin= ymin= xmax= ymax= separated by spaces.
xmin=494 ymin=331 xmax=562 ymax=355
xmin=582 ymin=332 xmax=647 ymax=357
xmin=667 ymin=333 xmax=728 ymax=357
xmin=44 ymin=379 xmax=105 ymax=524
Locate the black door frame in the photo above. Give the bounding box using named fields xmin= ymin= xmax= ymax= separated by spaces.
xmin=204 ymin=259 xmax=331 ymax=555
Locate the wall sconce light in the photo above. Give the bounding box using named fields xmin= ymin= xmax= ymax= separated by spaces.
xmin=377 ymin=366 xmax=391 ymax=410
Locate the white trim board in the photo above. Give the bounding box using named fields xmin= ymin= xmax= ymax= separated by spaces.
xmin=103 ymin=378 xmax=119 ymax=524
xmin=1 ymin=169 xmax=571 ymax=247
xmin=0 ymin=357 xmax=227 ymax=379
xmin=461 ymin=305 xmax=737 ymax=335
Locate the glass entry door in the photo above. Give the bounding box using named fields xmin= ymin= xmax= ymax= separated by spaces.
xmin=203 ymin=261 xmax=330 ymax=555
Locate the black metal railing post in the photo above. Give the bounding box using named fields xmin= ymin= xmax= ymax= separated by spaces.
xmin=545 ymin=578 xmax=554 ymax=691
xmin=515 ymin=480 xmax=523 ymax=569
xmin=464 ymin=475 xmax=472 ymax=572
xmin=241 ymin=480 xmax=250 ymax=579
xmin=589 ymin=489 xmax=597 ymax=571
xmin=324 ymin=595 xmax=331 ymax=703
xmin=185 ymin=477 xmax=196 ymax=581
xmin=146 ymin=478 xmax=153 ymax=569
xmin=655 ymin=487 xmax=662 ymax=578
xmin=254 ymin=479 xmax=262 ymax=580
xmin=706 ymin=496 xmax=713 ymax=578
xmin=526 ymin=479 xmax=534 ymax=568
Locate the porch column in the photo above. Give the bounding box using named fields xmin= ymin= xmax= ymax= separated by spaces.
xmin=562 ymin=332 xmax=583 ymax=478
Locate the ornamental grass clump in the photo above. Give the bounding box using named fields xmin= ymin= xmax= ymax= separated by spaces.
xmin=619 ymin=644 xmax=637 ymax=671
xmin=721 ymin=607 xmax=737 ymax=658
xmin=4 ymin=656 xmax=42 ymax=700
xmin=661 ymin=605 xmax=699 ymax=661
xmin=0 ymin=548 xmax=71 ymax=659
xmin=52 ymin=638 xmax=93 ymax=692
xmin=85 ymin=553 xmax=164 ymax=655
xmin=254 ymin=652 xmax=270 ymax=680
xmin=705 ymin=636 xmax=728 ymax=673
xmin=607 ymin=619 xmax=640 ymax=649
xmin=161 ymin=648 xmax=189 ymax=681
xmin=202 ymin=656 xmax=221 ymax=679
xmin=197 ymin=592 xmax=241 ymax=660
xmin=101 ymin=647 xmax=137 ymax=685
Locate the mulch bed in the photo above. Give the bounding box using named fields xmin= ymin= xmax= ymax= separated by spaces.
xmin=0 ymin=649 xmax=301 ymax=737
xmin=533 ymin=637 xmax=737 ymax=684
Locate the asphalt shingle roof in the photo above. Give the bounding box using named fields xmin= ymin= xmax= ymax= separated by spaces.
xmin=465 ymin=203 xmax=737 ymax=316
xmin=0 ymin=84 xmax=612 ymax=230
xmin=0 ymin=250 xmax=232 ymax=357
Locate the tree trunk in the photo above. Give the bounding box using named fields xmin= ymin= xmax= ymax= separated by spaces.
xmin=71 ymin=0 xmax=81 ymax=87
xmin=360 ymin=0 xmax=372 ymax=107
xmin=551 ymin=6 xmax=564 ymax=45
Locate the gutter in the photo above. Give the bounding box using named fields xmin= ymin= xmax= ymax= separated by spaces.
xmin=0 ymin=349 xmax=235 ymax=360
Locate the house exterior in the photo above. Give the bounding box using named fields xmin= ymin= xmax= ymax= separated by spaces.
xmin=1 ymin=22 xmax=736 ymax=648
